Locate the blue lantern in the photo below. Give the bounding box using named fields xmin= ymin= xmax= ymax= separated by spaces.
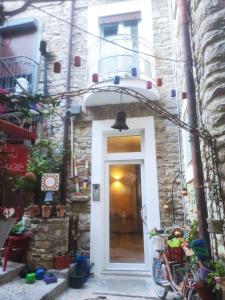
xmin=171 ymin=89 xmax=176 ymax=97
xmin=114 ymin=76 xmax=120 ymax=85
xmin=131 ymin=67 xmax=137 ymax=77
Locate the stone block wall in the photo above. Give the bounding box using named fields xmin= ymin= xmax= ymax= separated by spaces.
xmin=3 ymin=0 xmax=184 ymax=252
xmin=27 ymin=218 xmax=69 ymax=269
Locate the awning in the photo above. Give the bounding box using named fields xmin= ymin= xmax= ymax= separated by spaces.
xmin=0 ymin=119 xmax=37 ymax=140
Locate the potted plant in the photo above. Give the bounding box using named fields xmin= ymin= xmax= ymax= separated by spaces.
xmin=42 ymin=191 xmax=54 ymax=218
xmin=42 ymin=203 xmax=52 ymax=218
xmin=205 ymin=260 xmax=225 ymax=292
xmin=56 ymin=204 xmax=65 ymax=218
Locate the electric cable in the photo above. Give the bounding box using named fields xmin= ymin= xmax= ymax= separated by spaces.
xmin=30 ymin=3 xmax=187 ymax=64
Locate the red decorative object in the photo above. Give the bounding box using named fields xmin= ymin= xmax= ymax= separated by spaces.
xmin=2 ymin=234 xmax=31 ymax=271
xmin=146 ymin=81 xmax=152 ymax=89
xmin=0 ymin=144 xmax=28 ymax=175
xmin=157 ymin=78 xmax=163 ymax=87
xmin=92 ymin=73 xmax=99 ymax=83
xmin=74 ymin=56 xmax=81 ymax=67
xmin=166 ymin=246 xmax=185 ymax=263
xmin=182 ymin=92 xmax=187 ymax=99
xmin=54 ymin=62 xmax=61 ymax=73
xmin=0 ymin=119 xmax=37 ymax=140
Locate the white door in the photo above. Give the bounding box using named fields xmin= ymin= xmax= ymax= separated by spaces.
xmin=91 ymin=117 xmax=160 ymax=275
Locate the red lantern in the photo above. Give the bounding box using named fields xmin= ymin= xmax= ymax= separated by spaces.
xmin=53 ymin=62 xmax=61 ymax=73
xmin=74 ymin=56 xmax=81 ymax=67
xmin=146 ymin=81 xmax=152 ymax=89
xmin=182 ymin=92 xmax=187 ymax=99
xmin=92 ymin=73 xmax=99 ymax=83
xmin=157 ymin=78 xmax=162 ymax=87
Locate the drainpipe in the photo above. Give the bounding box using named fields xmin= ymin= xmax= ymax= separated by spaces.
xmin=61 ymin=0 xmax=75 ymax=204
xmin=177 ymin=0 xmax=210 ymax=252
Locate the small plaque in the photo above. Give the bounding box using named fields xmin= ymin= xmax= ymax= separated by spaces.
xmin=41 ymin=173 xmax=60 ymax=191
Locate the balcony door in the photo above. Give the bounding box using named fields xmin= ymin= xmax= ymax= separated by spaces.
xmin=100 ymin=18 xmax=139 ymax=77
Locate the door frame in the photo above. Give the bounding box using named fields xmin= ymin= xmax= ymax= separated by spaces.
xmin=91 ymin=117 xmax=160 ymax=275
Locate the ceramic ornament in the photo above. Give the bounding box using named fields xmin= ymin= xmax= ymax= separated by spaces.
xmin=41 ymin=173 xmax=60 ymax=191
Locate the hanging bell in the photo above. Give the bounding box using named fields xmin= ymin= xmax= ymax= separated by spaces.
xmin=111 ymin=111 xmax=129 ymax=131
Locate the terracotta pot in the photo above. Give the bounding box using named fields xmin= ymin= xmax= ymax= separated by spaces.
xmin=42 ymin=205 xmax=52 ymax=218
xmin=54 ymin=254 xmax=71 ymax=270
xmin=54 ymin=255 xmax=65 ymax=270
xmin=56 ymin=205 xmax=65 ymax=218
xmin=28 ymin=205 xmax=40 ymax=218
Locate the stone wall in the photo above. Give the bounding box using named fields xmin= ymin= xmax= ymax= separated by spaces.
xmin=27 ymin=218 xmax=69 ymax=269
xmin=187 ymin=0 xmax=225 ymax=256
xmin=3 ymin=0 xmax=184 ymax=252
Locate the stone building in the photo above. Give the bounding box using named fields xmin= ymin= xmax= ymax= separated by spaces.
xmin=1 ymin=0 xmax=184 ymax=274
xmin=171 ymin=0 xmax=225 ymax=256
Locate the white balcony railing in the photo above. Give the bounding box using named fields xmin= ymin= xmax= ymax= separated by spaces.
xmin=87 ymin=34 xmax=155 ymax=84
xmin=0 ymin=56 xmax=39 ymax=94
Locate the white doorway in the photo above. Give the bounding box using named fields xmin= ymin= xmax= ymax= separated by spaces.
xmin=91 ymin=117 xmax=160 ymax=275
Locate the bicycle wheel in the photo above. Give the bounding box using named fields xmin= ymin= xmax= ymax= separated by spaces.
xmin=152 ymin=259 xmax=168 ymax=299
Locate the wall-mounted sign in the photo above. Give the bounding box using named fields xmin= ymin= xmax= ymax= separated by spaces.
xmin=41 ymin=173 xmax=60 ymax=191
xmin=0 ymin=144 xmax=28 ymax=175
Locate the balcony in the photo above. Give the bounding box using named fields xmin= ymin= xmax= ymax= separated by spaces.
xmin=86 ymin=35 xmax=160 ymax=106
xmin=0 ymin=56 xmax=39 ymax=94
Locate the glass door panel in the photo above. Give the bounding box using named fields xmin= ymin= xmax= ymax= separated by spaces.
xmin=109 ymin=164 xmax=144 ymax=263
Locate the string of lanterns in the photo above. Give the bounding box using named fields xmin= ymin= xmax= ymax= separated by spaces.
xmin=53 ymin=56 xmax=187 ymax=99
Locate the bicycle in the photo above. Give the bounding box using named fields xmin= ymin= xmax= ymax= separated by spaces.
xmin=152 ymin=235 xmax=201 ymax=300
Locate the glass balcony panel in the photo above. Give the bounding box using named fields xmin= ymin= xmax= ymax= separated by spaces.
xmin=88 ymin=34 xmax=154 ymax=83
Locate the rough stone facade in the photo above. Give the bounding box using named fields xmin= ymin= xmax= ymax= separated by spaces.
xmin=27 ymin=218 xmax=69 ymax=269
xmin=3 ymin=0 xmax=183 ymax=252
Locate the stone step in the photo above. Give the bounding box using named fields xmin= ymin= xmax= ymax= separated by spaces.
xmin=0 ymin=277 xmax=66 ymax=300
xmin=48 ymin=263 xmax=76 ymax=280
xmin=0 ymin=261 xmax=25 ymax=285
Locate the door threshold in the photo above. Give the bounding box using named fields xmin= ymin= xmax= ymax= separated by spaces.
xmin=101 ymin=269 xmax=151 ymax=277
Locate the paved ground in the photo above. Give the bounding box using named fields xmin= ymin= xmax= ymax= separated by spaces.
xmin=56 ymin=275 xmax=176 ymax=300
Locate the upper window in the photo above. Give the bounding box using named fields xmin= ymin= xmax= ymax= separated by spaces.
xmin=107 ymin=135 xmax=141 ymax=153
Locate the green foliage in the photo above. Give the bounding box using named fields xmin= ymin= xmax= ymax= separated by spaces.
xmin=205 ymin=260 xmax=225 ymax=287
xmin=9 ymin=139 xmax=63 ymax=193
xmin=186 ymin=220 xmax=198 ymax=242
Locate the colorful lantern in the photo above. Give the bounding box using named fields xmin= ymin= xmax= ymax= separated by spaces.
xmin=114 ymin=75 xmax=120 ymax=85
xmin=146 ymin=81 xmax=152 ymax=89
xmin=53 ymin=62 xmax=61 ymax=73
xmin=157 ymin=78 xmax=162 ymax=87
xmin=171 ymin=89 xmax=176 ymax=97
xmin=92 ymin=73 xmax=99 ymax=83
xmin=131 ymin=67 xmax=137 ymax=77
xmin=74 ymin=56 xmax=81 ymax=67
xmin=182 ymin=92 xmax=187 ymax=99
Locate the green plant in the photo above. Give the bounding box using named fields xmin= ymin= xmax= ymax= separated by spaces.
xmin=186 ymin=220 xmax=198 ymax=242
xmin=205 ymin=260 xmax=225 ymax=288
xmin=9 ymin=139 xmax=63 ymax=195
